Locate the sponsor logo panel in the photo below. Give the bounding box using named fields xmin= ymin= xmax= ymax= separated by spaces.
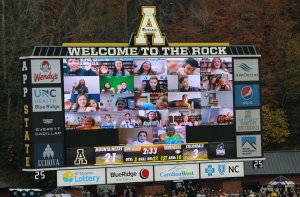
xmin=33 ymin=143 xmax=65 ymax=168
xmin=32 ymin=87 xmax=62 ymax=112
xmin=31 ymin=112 xmax=65 ymax=142
xmin=234 ymin=84 xmax=260 ymax=107
xmin=66 ymin=148 xmax=95 ymax=166
xmin=236 ymin=109 xmax=261 ymax=132
xmin=200 ymin=162 xmax=244 ymax=179
xmin=234 ymin=59 xmax=259 ymax=81
xmin=31 ymin=59 xmax=61 ymax=84
xmin=57 ymin=168 xmax=106 ymax=186
xmin=106 ymin=166 xmax=153 ymax=184
xmin=207 ymin=141 xmax=235 ymax=159
xmin=154 ymin=164 xmax=199 ymax=181
xmin=236 ymin=135 xmax=262 ymax=158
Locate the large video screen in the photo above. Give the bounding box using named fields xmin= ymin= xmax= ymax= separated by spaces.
xmin=63 ymin=57 xmax=236 ymax=166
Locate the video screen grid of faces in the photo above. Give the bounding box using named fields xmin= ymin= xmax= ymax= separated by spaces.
xmin=63 ymin=57 xmax=234 ymax=146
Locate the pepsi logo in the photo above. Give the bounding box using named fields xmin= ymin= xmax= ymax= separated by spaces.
xmin=241 ymin=86 xmax=253 ymax=100
xmin=140 ymin=168 xmax=150 ymax=179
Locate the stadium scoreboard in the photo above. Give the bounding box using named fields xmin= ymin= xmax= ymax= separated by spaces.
xmin=21 ymin=6 xmax=263 ymax=170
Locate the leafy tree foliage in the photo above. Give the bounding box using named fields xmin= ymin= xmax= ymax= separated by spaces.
xmin=262 ymin=105 xmax=290 ymax=150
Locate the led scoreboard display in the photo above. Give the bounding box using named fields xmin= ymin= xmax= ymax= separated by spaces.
xmin=21 ymin=6 xmax=263 ymax=170
xmin=95 ymin=143 xmax=208 ymax=165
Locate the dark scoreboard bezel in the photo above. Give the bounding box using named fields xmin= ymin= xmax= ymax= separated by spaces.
xmin=21 ymin=45 xmax=263 ymax=170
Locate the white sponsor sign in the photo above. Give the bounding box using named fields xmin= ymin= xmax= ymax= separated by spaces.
xmin=32 ymin=88 xmax=62 ymax=112
xmin=200 ymin=161 xmax=244 ymax=179
xmin=234 ymin=59 xmax=259 ymax=81
xmin=236 ymin=109 xmax=261 ymax=132
xmin=57 ymin=168 xmax=106 ymax=186
xmin=154 ymin=164 xmax=199 ymax=181
xmin=31 ymin=59 xmax=61 ymax=83
xmin=236 ymin=135 xmax=262 ymax=158
xmin=107 ymin=166 xmax=153 ymax=184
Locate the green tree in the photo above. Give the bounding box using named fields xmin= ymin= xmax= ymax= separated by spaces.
xmin=262 ymin=105 xmax=290 ymax=150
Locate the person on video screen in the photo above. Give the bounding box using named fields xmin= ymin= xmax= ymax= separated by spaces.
xmin=143 ymin=111 xmax=160 ymax=127
xmin=134 ymin=131 xmax=153 ymax=145
xmin=86 ymin=99 xmax=100 ymax=112
xmin=115 ymin=98 xmax=127 ymax=111
xmin=143 ymin=111 xmax=168 ymax=127
xmin=64 ymin=99 xmax=74 ymax=111
xmin=215 ymin=78 xmax=232 ymax=91
xmin=101 ymin=82 xmax=115 ymax=94
xmin=161 ymin=127 xmax=184 ymax=144
xmin=99 ymin=60 xmax=130 ymax=76
xmin=175 ymin=94 xmax=191 ymax=109
xmin=135 ymin=116 xmax=146 ymax=127
xmin=75 ymin=94 xmax=89 ymax=112
xmin=179 ymin=75 xmax=199 ymax=92
xmin=144 ymin=76 xmax=162 ymax=93
xmin=208 ymin=76 xmax=218 ymax=91
xmin=136 ymin=61 xmax=165 ymax=75
xmin=135 ymin=93 xmax=168 ymax=110
xmin=76 ymin=117 xmax=98 ymax=130
xmin=179 ymin=115 xmax=193 ymax=126
xmin=65 ymin=58 xmax=97 ymax=76
xmin=117 ymin=82 xmax=132 ymax=93
xmin=119 ymin=113 xmax=136 ymax=128
xmin=207 ymin=57 xmax=229 ymax=74
xmin=211 ymin=99 xmax=222 ymax=108
xmin=72 ymin=79 xmax=89 ymax=94
xmin=217 ymin=115 xmax=227 ymax=125
xmin=177 ymin=58 xmax=199 ymax=75
xmin=101 ymin=114 xmax=117 ymax=128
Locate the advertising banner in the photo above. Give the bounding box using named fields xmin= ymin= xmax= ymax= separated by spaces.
xmin=154 ymin=164 xmax=199 ymax=181
xmin=57 ymin=168 xmax=106 ymax=186
xmin=106 ymin=166 xmax=153 ymax=184
xmin=200 ymin=161 xmax=244 ymax=178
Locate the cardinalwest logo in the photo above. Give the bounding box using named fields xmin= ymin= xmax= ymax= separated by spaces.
xmin=234 ymin=84 xmax=260 ymax=107
xmin=134 ymin=6 xmax=165 ymax=46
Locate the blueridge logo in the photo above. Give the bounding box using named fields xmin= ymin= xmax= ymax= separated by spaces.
xmin=110 ymin=171 xmax=137 ymax=177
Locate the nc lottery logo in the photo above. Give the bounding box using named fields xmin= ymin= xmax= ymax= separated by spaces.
xmin=63 ymin=171 xmax=74 ymax=183
xmin=234 ymin=84 xmax=260 ymax=107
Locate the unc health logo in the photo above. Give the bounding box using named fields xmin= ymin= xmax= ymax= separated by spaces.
xmin=63 ymin=171 xmax=74 ymax=183
xmin=218 ymin=164 xmax=226 ymax=175
xmin=140 ymin=168 xmax=150 ymax=179
xmin=239 ymin=63 xmax=252 ymax=72
xmin=241 ymin=86 xmax=253 ymax=100
xmin=40 ymin=60 xmax=51 ymax=72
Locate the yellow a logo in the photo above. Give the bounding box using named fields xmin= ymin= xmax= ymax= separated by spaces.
xmin=134 ymin=6 xmax=165 ymax=46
